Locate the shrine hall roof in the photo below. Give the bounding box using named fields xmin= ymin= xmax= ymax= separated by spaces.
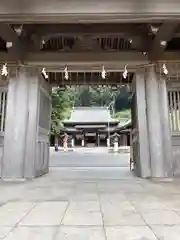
xmin=63 ymin=107 xmax=119 ymax=124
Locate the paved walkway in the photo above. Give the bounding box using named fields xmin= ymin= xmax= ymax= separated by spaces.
xmin=50 ymin=147 xmax=129 ymax=168
xmin=0 ymin=150 xmax=180 ymax=239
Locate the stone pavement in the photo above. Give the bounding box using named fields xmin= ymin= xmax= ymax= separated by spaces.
xmin=0 ymin=150 xmax=180 ymax=239
xmin=50 ymin=147 xmax=129 ymax=168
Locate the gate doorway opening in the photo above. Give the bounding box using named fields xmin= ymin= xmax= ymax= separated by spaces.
xmin=0 ymin=63 xmax=176 ymax=179
xmin=50 ymin=70 xmax=134 ymax=173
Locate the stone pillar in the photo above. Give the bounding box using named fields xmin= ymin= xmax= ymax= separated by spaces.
xmin=145 ymin=65 xmax=165 ymax=177
xmin=135 ymin=69 xmax=151 ymax=177
xmin=2 ymin=66 xmax=48 ymax=180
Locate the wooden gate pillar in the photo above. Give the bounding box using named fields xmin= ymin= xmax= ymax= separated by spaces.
xmin=132 ymin=69 xmax=151 ymax=177
xmin=145 ymin=65 xmax=172 ymax=177
xmin=2 ymin=66 xmax=51 ymax=180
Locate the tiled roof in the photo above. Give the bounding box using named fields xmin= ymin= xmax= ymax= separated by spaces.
xmin=64 ymin=107 xmax=119 ymax=124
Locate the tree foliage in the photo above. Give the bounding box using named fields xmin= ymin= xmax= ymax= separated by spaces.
xmin=114 ymin=85 xmax=131 ymax=111
xmin=74 ymin=86 xmax=117 ymax=106
xmin=51 ymin=87 xmax=74 ymax=135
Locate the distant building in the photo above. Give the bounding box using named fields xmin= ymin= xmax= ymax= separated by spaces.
xmin=59 ymin=107 xmax=131 ymax=147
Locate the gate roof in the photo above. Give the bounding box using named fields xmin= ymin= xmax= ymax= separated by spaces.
xmin=63 ymin=107 xmax=119 ymax=124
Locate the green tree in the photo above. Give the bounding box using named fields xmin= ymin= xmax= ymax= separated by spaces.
xmin=51 ymin=87 xmax=73 ymax=135
xmin=73 ymin=86 xmax=116 ymax=106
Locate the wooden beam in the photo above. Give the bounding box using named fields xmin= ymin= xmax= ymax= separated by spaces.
xmin=1 ymin=13 xmax=180 ymax=24
xmin=24 ymin=51 xmax=149 ymax=69
xmin=0 ymin=24 xmax=23 ymax=51
xmin=0 ymin=52 xmax=19 ymax=64
xmin=1 ymin=0 xmax=180 ymax=23
xmin=158 ymin=51 xmax=180 ymax=61
xmin=0 ymin=24 xmax=36 ymax=62
xmin=29 ymin=24 xmax=148 ymax=38
xmin=24 ymin=51 xmax=180 ymax=71
xmin=149 ymin=22 xmax=180 ymax=61
xmin=27 ymin=24 xmax=149 ymax=51
xmin=0 ymin=51 xmax=179 ymax=69
xmin=29 ymin=34 xmax=149 ymax=52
